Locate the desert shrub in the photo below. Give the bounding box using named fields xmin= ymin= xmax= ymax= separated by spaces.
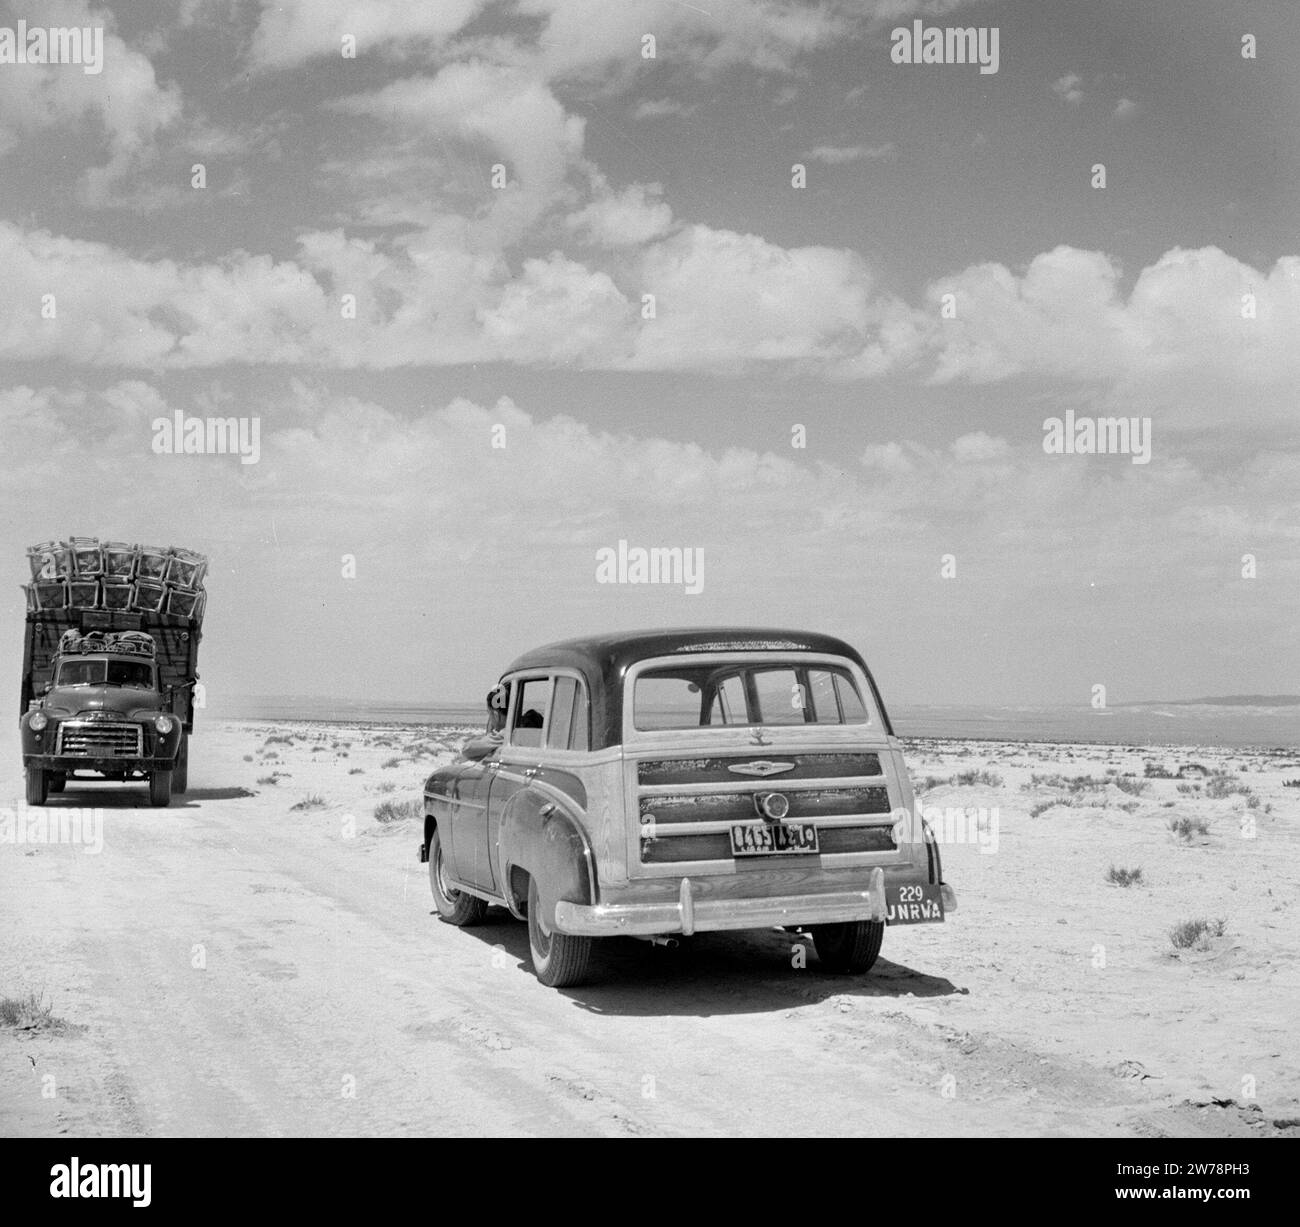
xmin=0 ymin=991 xmax=58 ymax=1029
xmin=1176 ymin=783 xmax=1201 ymax=794
xmin=264 ymin=734 xmax=293 ymax=746
xmin=291 ymin=793 xmax=327 ymax=812
xmin=381 ymin=756 xmax=408 ymax=769
xmin=348 ymin=767 xmax=364 ymax=775
xmin=1169 ymin=917 xmax=1226 ymax=950
xmin=1107 ymin=865 xmax=1144 ymax=887
xmin=1030 ymin=799 xmax=1070 ymax=817
xmin=1205 ymin=773 xmax=1239 ymax=799
xmin=376 ymin=781 xmax=396 ymax=794
xmin=1143 ymin=762 xmax=1174 ymax=779
xmin=257 ymin=775 xmax=278 ymax=786
xmin=1169 ymin=815 xmax=1209 ymax=840
xmin=954 ymin=769 xmax=1002 ymax=787
xmin=1114 ymin=777 xmax=1149 ymax=796
xmin=374 ymin=798 xmax=422 ymax=824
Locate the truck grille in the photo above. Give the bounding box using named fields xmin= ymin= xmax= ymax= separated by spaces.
xmin=634 ymin=751 xmax=897 ymax=866
xmin=56 ymin=721 xmax=143 ymax=757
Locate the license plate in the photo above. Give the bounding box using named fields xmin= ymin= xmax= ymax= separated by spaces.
xmin=730 ymin=822 xmax=819 ymax=856
xmin=885 ymin=882 xmax=945 ymax=925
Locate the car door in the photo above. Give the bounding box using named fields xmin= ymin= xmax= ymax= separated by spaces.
xmin=483 ymin=674 xmax=555 ymax=883
xmin=448 ymin=758 xmax=497 ymax=893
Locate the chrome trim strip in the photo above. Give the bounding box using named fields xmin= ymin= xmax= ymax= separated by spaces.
xmin=637 ymin=774 xmax=885 ymax=796
xmin=645 ymin=813 xmax=898 ymax=837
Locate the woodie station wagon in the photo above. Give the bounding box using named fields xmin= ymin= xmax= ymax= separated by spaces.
xmin=420 ymin=628 xmax=956 ymax=987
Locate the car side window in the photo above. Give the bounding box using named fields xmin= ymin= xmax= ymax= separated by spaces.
xmin=569 ymin=685 xmax=589 ymax=751
xmin=511 ymin=677 xmax=551 ymax=748
xmin=548 ymin=676 xmax=576 ymax=750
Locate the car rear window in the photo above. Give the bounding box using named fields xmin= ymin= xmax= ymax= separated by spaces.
xmin=633 ymin=663 xmax=875 ymax=731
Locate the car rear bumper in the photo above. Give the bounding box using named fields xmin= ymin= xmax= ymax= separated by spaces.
xmin=554 ymin=871 xmax=956 ymax=936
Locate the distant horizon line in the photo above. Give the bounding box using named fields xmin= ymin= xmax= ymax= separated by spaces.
xmin=207 ymin=693 xmax=1300 ymax=710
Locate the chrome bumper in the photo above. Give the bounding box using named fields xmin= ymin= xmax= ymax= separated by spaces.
xmin=555 ymin=868 xmax=900 ymax=937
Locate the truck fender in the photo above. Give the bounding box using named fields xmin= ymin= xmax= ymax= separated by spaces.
xmin=497 ymin=791 xmax=596 ymax=927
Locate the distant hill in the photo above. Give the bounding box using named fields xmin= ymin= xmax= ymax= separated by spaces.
xmin=1119 ymin=695 xmax=1300 ymax=708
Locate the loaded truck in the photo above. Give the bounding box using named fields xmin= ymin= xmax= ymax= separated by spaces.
xmin=19 ymin=538 xmax=207 ymax=808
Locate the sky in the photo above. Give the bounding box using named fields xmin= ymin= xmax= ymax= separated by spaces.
xmin=0 ymin=0 xmax=1297 ymax=709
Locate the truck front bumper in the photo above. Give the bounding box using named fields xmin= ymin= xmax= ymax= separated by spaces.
xmin=24 ymin=755 xmax=175 ymax=773
xmin=553 ymin=870 xmax=957 ymax=937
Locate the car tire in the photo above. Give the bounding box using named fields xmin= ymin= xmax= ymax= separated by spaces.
xmin=25 ymin=766 xmax=48 ymax=806
xmin=173 ymin=733 xmax=188 ymax=794
xmin=428 ymin=826 xmax=488 ymax=926
xmin=812 ymin=919 xmax=884 ymax=974
xmin=149 ymin=769 xmax=173 ymax=808
xmin=527 ymin=875 xmax=594 ymax=988
xmin=48 ymin=772 xmax=66 ymax=794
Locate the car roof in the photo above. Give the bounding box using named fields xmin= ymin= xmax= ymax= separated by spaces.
xmin=502 ymin=628 xmax=884 ymax=749
xmin=505 ymin=627 xmax=869 ymax=679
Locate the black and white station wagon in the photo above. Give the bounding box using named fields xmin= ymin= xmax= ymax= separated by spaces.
xmin=420 ymin=628 xmax=955 ymax=987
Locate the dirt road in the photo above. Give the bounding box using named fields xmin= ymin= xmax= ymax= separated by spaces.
xmin=2 ymin=721 xmax=1297 ymax=1137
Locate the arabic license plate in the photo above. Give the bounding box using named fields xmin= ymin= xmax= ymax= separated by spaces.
xmin=885 ymin=882 xmax=945 ymax=925
xmin=730 ymin=822 xmax=819 ymax=856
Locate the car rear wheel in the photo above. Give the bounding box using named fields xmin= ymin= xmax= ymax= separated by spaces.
xmin=149 ymin=769 xmax=173 ymax=808
xmin=812 ymin=919 xmax=884 ymax=974
xmin=428 ymin=826 xmax=488 ymax=926
xmin=48 ymin=772 xmax=66 ymax=794
xmin=25 ymin=766 xmax=48 ymax=806
xmin=527 ymin=876 xmax=594 ymax=988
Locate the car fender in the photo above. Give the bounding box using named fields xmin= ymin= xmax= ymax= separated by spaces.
xmin=497 ymin=787 xmax=596 ymax=927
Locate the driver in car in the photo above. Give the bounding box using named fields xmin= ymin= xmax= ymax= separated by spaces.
xmin=461 ymin=683 xmax=509 ymax=761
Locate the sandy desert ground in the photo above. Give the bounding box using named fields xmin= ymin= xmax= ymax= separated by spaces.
xmin=2 ymin=719 xmax=1297 ymax=1138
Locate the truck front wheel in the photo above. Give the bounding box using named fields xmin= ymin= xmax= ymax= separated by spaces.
xmin=25 ymin=766 xmax=48 ymax=806
xmin=149 ymin=769 xmax=173 ymax=808
xmin=173 ymin=733 xmax=188 ymax=794
xmin=527 ymin=876 xmax=594 ymax=988
xmin=812 ymin=919 xmax=884 ymax=974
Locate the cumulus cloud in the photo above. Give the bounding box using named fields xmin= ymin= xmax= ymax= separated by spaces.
xmin=566 ymin=180 xmax=675 ymax=246
xmin=923 ymin=245 xmax=1300 ymax=389
xmin=4 ymin=379 xmax=1294 ymax=703
xmin=0 ymin=0 xmax=182 ymax=197
xmin=1051 ymin=73 xmax=1084 ymax=105
xmin=247 ymin=0 xmax=489 ymax=70
xmin=805 ymin=143 xmax=897 ymax=165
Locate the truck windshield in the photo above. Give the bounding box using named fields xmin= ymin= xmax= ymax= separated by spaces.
xmin=633 ymin=663 xmax=877 ymax=731
xmin=57 ymin=659 xmax=155 ymax=689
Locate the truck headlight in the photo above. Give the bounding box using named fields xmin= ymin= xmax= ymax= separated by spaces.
xmin=29 ymin=711 xmax=48 ymax=732
xmin=154 ymin=714 xmax=174 ymax=735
